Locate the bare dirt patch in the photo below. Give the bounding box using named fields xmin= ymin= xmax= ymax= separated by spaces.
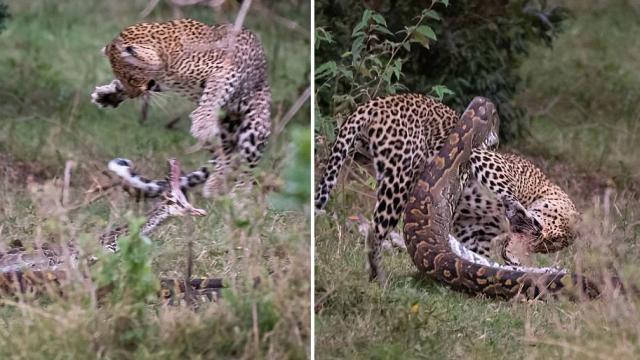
xmin=0 ymin=152 xmax=53 ymax=185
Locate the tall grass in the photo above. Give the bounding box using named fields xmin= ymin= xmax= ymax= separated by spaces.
xmin=0 ymin=0 xmax=310 ymax=358
xmin=315 ymin=0 xmax=640 ymax=358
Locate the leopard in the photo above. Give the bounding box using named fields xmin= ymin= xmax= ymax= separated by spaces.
xmin=453 ymin=150 xmax=580 ymax=266
xmin=91 ymin=18 xmax=271 ymax=197
xmin=315 ymin=93 xmax=578 ymax=282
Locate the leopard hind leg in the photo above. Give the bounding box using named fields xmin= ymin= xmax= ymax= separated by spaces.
xmin=367 ymin=150 xmax=416 ymax=285
xmin=203 ymin=86 xmax=271 ymax=197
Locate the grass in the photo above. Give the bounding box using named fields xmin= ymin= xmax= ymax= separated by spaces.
xmin=315 ymin=0 xmax=640 ymax=358
xmin=0 ymin=0 xmax=310 ymax=358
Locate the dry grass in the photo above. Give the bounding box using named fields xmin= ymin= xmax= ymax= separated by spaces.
xmin=315 ymin=0 xmax=640 ymax=358
xmin=0 ymin=0 xmax=311 ymax=358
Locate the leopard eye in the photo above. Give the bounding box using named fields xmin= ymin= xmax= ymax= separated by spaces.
xmin=124 ymin=46 xmax=136 ymax=56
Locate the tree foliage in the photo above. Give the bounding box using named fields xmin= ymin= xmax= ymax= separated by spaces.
xmin=0 ymin=1 xmax=8 ymax=33
xmin=316 ymin=0 xmax=570 ymax=141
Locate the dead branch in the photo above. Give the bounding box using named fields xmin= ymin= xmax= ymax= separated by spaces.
xmin=62 ymin=160 xmax=75 ymax=207
xmin=233 ymin=0 xmax=252 ymax=33
xmin=274 ymin=85 xmax=310 ymax=136
xmin=140 ymin=0 xmax=161 ymax=18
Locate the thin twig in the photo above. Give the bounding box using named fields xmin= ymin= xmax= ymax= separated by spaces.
xmin=233 ymin=0 xmax=252 ymax=34
xmin=254 ymin=4 xmax=309 ymax=38
xmin=139 ymin=0 xmax=161 ymax=18
xmin=252 ymin=300 xmax=260 ymax=353
xmin=139 ymin=94 xmax=150 ymax=124
xmin=274 ymin=85 xmax=311 ymax=135
xmin=184 ymin=216 xmax=195 ymax=307
xmin=62 ymin=160 xmax=75 ymax=207
xmin=165 ymin=116 xmax=182 ymax=129
xmin=67 ymin=189 xmax=115 ymax=212
xmin=372 ymin=6 xmax=434 ymax=96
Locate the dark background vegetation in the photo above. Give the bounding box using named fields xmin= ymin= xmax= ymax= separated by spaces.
xmin=0 ymin=0 xmax=310 ymax=358
xmin=316 ymin=0 xmax=569 ymax=140
xmin=315 ymin=0 xmax=640 ymax=358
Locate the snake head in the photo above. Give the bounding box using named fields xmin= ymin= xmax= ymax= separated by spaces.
xmin=483 ymin=101 xmax=500 ymax=149
xmin=166 ymin=158 xmax=207 ymax=217
xmin=466 ymin=97 xmax=500 ymax=150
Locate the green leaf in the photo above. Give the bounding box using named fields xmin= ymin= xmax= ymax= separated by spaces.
xmin=351 ymin=36 xmax=364 ymax=62
xmin=339 ymin=68 xmax=354 ymax=81
xmin=415 ymin=25 xmax=437 ymax=40
xmin=423 ymin=10 xmax=441 ymax=21
xmin=315 ymin=61 xmax=337 ymax=79
xmin=315 ymin=28 xmax=334 ymax=50
xmin=373 ymin=24 xmax=394 ymax=36
xmin=430 ymin=85 xmax=455 ymax=100
xmin=352 ymin=9 xmax=373 ymax=37
xmin=391 ymin=59 xmax=403 ymax=81
xmin=372 ymin=13 xmax=386 ymax=26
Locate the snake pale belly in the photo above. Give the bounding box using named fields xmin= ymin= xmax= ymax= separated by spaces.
xmin=403 ymin=97 xmax=603 ymax=299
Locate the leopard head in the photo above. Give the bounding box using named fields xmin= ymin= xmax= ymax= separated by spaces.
xmin=103 ymin=25 xmax=164 ymax=99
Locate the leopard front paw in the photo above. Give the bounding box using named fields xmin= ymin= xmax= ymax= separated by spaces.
xmin=512 ymin=211 xmax=542 ymax=236
xmin=91 ymin=80 xmax=128 ymax=108
xmin=503 ymin=201 xmax=542 ymax=235
xmin=189 ymin=108 xmax=220 ymax=143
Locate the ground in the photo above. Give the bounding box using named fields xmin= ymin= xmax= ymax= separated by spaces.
xmin=315 ymin=0 xmax=640 ymax=358
xmin=0 ymin=0 xmax=310 ymax=358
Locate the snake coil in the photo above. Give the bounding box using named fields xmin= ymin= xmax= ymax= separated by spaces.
xmin=403 ymin=97 xmax=606 ymax=300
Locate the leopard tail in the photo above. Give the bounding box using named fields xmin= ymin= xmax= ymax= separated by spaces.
xmin=315 ymin=108 xmax=370 ymax=210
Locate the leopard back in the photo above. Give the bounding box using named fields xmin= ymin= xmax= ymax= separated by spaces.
xmin=103 ymin=19 xmax=267 ymax=100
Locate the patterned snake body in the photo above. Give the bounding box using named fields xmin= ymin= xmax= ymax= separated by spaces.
xmin=404 ymin=97 xmax=602 ymax=299
xmin=0 ymin=159 xmax=222 ymax=301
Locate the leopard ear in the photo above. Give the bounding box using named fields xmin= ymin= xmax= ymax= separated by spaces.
xmin=100 ymin=46 xmax=106 ymax=56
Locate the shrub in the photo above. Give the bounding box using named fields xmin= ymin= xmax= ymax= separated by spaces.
xmin=316 ymin=0 xmax=570 ymax=141
xmin=0 ymin=1 xmax=8 ymax=33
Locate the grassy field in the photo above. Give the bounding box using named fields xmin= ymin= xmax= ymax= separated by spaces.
xmin=315 ymin=0 xmax=640 ymax=358
xmin=0 ymin=0 xmax=310 ymax=358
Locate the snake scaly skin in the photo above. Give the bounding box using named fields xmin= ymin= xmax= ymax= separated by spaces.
xmin=404 ymin=97 xmax=603 ymax=300
xmin=0 ymin=268 xmax=224 ymax=301
xmin=0 ymin=159 xmax=223 ymax=301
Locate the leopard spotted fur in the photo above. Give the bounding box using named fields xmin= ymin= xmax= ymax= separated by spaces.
xmin=454 ymin=150 xmax=580 ymax=265
xmin=91 ymin=18 xmax=271 ymax=197
xmin=315 ymin=93 xmax=577 ymax=281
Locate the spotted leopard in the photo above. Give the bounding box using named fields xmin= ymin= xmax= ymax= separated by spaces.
xmin=316 ymin=94 xmax=498 ymax=282
xmin=404 ymin=97 xmax=607 ymax=299
xmin=453 ymin=150 xmax=580 ymax=266
xmin=91 ymin=18 xmax=271 ymax=197
xmin=315 ymin=93 xmax=576 ymax=282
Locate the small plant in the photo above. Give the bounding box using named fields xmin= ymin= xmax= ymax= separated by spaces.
xmin=94 ymin=215 xmax=158 ymax=347
xmin=95 ymin=216 xmax=158 ymax=306
xmin=268 ymin=125 xmax=312 ymax=211
xmin=316 ymin=3 xmax=450 ymax=143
